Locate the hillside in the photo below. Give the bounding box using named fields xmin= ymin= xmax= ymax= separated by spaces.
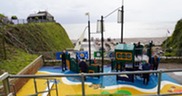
xmin=5 ymin=22 xmax=73 ymax=53
xmin=0 ymin=22 xmax=73 ymax=74
xmin=162 ymin=19 xmax=182 ymax=56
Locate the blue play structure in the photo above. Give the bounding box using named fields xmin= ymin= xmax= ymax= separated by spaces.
xmin=69 ymin=51 xmax=100 ymax=73
xmin=66 ymin=42 xmax=153 ymax=83
xmin=76 ymin=51 xmax=88 ymax=60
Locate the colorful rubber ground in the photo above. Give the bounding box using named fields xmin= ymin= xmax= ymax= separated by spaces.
xmin=17 ymin=66 xmax=182 ymax=96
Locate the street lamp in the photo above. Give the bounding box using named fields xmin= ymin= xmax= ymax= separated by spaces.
xmin=117 ymin=8 xmax=124 ymax=43
xmin=96 ymin=0 xmax=124 ymax=72
xmin=85 ymin=12 xmax=91 ymax=65
xmin=120 ymin=0 xmax=124 ymax=43
xmin=96 ymin=16 xmax=104 ymax=72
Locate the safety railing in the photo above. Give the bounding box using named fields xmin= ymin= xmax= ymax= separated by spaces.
xmin=28 ymin=78 xmax=58 ymax=96
xmin=1 ymin=69 xmax=182 ymax=96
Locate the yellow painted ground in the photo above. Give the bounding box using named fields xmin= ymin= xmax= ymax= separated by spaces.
xmin=17 ymin=72 xmax=182 ymax=96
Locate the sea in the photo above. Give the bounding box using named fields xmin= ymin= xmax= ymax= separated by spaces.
xmin=62 ymin=21 xmax=176 ymax=40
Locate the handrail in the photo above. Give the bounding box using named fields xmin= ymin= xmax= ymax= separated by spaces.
xmin=9 ymin=69 xmax=182 ymax=78
xmin=0 ymin=72 xmax=9 ymax=81
xmin=1 ymin=69 xmax=182 ymax=96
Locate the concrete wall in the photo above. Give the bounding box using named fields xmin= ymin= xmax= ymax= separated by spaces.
xmin=10 ymin=55 xmax=44 ymax=93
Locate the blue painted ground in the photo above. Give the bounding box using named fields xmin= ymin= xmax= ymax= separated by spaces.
xmin=39 ymin=66 xmax=179 ymax=89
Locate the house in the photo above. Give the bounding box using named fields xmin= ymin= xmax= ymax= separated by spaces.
xmin=27 ymin=11 xmax=55 ymax=23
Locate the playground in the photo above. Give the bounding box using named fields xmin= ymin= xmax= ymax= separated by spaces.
xmin=16 ymin=43 xmax=182 ymax=96
xmin=16 ymin=65 xmax=182 ymax=96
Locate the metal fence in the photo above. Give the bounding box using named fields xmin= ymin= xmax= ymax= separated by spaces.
xmin=1 ymin=69 xmax=182 ymax=96
xmin=11 ymin=19 xmax=55 ymax=25
xmin=11 ymin=19 xmax=28 ymax=24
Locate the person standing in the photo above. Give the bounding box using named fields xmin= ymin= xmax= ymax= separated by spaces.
xmin=152 ymin=55 xmax=160 ymax=70
xmin=62 ymin=50 xmax=67 ymax=72
xmin=134 ymin=43 xmax=138 ymax=57
xmin=152 ymin=55 xmax=160 ymax=75
xmin=137 ymin=42 xmax=143 ymax=57
xmin=142 ymin=60 xmax=151 ymax=85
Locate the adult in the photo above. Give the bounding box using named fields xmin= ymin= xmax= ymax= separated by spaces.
xmin=133 ymin=43 xmax=138 ymax=57
xmin=137 ymin=42 xmax=144 ymax=56
xmin=62 ymin=50 xmax=67 ymax=72
xmin=152 ymin=55 xmax=160 ymax=75
xmin=142 ymin=60 xmax=151 ymax=85
xmin=148 ymin=41 xmax=154 ymax=64
xmin=135 ymin=42 xmax=143 ymax=57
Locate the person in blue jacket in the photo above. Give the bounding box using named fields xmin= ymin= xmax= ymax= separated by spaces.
xmin=142 ymin=60 xmax=151 ymax=85
xmin=152 ymin=55 xmax=160 ymax=70
xmin=151 ymin=54 xmax=160 ymax=76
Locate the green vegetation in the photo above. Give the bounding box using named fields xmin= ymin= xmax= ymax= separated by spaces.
xmin=0 ymin=22 xmax=73 ymax=75
xmin=0 ymin=45 xmax=38 ymax=74
xmin=11 ymin=15 xmax=18 ymax=20
xmin=5 ymin=22 xmax=73 ymax=53
xmin=0 ymin=14 xmax=5 ymax=18
xmin=162 ymin=19 xmax=182 ymax=56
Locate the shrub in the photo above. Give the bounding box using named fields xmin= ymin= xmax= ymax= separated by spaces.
xmin=11 ymin=16 xmax=18 ymax=20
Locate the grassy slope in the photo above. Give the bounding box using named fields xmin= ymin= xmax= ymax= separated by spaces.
xmin=0 ymin=45 xmax=38 ymax=74
xmin=0 ymin=22 xmax=73 ymax=75
xmin=162 ymin=19 xmax=182 ymax=56
xmin=7 ymin=22 xmax=73 ymax=52
xmin=40 ymin=23 xmax=73 ymax=51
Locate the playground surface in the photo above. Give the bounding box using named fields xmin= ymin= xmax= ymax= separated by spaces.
xmin=17 ymin=65 xmax=182 ymax=96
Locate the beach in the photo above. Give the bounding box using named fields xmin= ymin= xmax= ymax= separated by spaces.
xmin=114 ymin=37 xmax=166 ymax=45
xmin=72 ymin=37 xmax=166 ymax=46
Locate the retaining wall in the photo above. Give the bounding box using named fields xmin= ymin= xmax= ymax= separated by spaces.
xmin=10 ymin=55 xmax=44 ymax=93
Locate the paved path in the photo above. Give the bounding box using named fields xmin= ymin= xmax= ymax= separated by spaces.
xmin=159 ymin=63 xmax=182 ymax=84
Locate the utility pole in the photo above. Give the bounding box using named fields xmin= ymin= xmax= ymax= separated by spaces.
xmin=101 ymin=16 xmax=104 ymax=72
xmin=121 ymin=0 xmax=124 ymax=43
xmin=88 ymin=15 xmax=91 ymax=65
xmin=86 ymin=12 xmax=91 ymax=65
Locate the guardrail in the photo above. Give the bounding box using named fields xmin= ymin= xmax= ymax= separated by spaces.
xmin=160 ymin=56 xmax=182 ymax=59
xmin=1 ymin=69 xmax=182 ymax=96
xmin=0 ymin=55 xmax=43 ymax=96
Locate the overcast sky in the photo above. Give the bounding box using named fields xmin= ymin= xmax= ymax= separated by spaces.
xmin=0 ymin=0 xmax=182 ymax=24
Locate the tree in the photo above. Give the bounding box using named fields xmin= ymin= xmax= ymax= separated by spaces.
xmin=11 ymin=15 xmax=18 ymax=20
